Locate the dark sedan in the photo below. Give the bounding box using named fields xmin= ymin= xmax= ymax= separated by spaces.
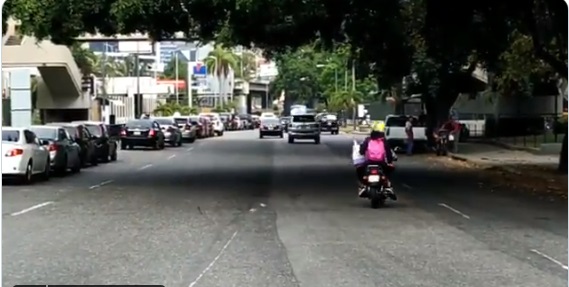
xmin=72 ymin=121 xmax=118 ymax=162
xmin=120 ymin=119 xmax=165 ymax=150
xmin=259 ymin=118 xmax=284 ymax=138
xmin=46 ymin=122 xmax=98 ymax=167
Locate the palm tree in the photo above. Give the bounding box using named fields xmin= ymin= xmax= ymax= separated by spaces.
xmin=203 ymin=45 xmax=238 ymax=107
xmin=153 ymin=102 xmax=174 ymax=116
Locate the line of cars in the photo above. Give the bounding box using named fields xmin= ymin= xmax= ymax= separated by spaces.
xmin=1 ymin=113 xmax=227 ymax=185
xmin=2 ymin=121 xmax=119 ymax=184
xmin=258 ymin=112 xmax=340 ymax=144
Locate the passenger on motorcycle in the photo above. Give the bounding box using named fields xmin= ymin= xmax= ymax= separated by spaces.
xmin=356 ymin=122 xmax=397 ymax=200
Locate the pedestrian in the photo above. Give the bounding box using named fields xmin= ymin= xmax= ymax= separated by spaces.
xmin=405 ymin=116 xmax=414 ymax=155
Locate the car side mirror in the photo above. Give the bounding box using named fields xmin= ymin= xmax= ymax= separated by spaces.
xmin=40 ymin=139 xmax=50 ymax=146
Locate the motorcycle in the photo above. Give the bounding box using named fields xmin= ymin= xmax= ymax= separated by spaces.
xmin=364 ymin=165 xmax=389 ymax=209
xmin=435 ymin=130 xmax=450 ymax=156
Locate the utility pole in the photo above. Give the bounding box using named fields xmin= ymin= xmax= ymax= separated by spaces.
xmin=135 ymin=41 xmax=141 ymax=117
xmin=175 ymin=51 xmax=179 ymax=104
xmin=351 ymin=59 xmax=357 ymax=130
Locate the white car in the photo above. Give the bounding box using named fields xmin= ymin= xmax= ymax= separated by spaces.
xmin=199 ymin=113 xmax=225 ymax=136
xmin=2 ymin=127 xmax=50 ymax=183
xmin=260 ymin=112 xmax=277 ymax=118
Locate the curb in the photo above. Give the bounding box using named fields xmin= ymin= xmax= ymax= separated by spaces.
xmin=468 ymin=139 xmax=540 ymax=154
xmin=447 ymin=153 xmax=525 ymax=175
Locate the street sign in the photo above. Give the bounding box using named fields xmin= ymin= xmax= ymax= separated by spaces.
xmin=192 ymin=62 xmax=207 ymax=77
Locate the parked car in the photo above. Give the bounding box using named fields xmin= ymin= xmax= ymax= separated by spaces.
xmin=152 ymin=117 xmax=183 ymax=147
xmin=199 ymin=113 xmax=225 ymax=136
xmin=239 ymin=114 xmax=255 ymax=130
xmin=72 ymin=121 xmax=118 ymax=162
xmin=174 ymin=116 xmax=198 ymax=143
xmin=2 ymin=127 xmax=50 ymax=183
xmin=120 ymin=119 xmax=166 ymax=150
xmin=29 ymin=125 xmax=82 ymax=174
xmin=46 ymin=122 xmax=98 ymax=167
xmin=200 ymin=116 xmax=215 ymax=137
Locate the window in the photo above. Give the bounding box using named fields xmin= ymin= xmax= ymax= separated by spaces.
xmin=23 ymin=130 xmax=35 ymax=144
xmin=58 ymin=129 xmax=69 ymax=141
xmin=2 ymin=130 xmax=20 ymax=142
xmin=292 ymin=115 xmax=315 ymax=122
xmin=85 ymin=124 xmax=102 ymax=137
xmin=30 ymin=127 xmax=57 ymax=140
xmin=126 ymin=120 xmax=153 ymax=129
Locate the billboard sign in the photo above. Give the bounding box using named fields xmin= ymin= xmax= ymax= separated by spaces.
xmin=192 ymin=62 xmax=207 ymax=77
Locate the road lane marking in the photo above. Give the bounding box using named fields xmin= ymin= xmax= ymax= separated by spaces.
xmin=249 ymin=208 xmax=257 ymax=213
xmin=138 ymin=164 xmax=153 ymax=170
xmin=167 ymin=154 xmax=176 ymax=160
xmin=530 ymin=249 xmax=568 ymax=270
xmin=438 ymin=203 xmax=470 ymax=219
xmin=259 ymin=203 xmax=266 ymax=207
xmin=89 ymin=179 xmax=114 ymax=190
xmin=186 ymin=147 xmax=194 ymax=152
xmin=402 ymin=183 xmax=413 ymax=189
xmin=11 ymin=201 xmax=54 ymax=216
xmin=188 ymin=230 xmax=238 ymax=287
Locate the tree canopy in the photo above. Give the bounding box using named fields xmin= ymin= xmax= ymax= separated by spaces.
xmin=3 ymin=0 xmax=567 ymax=168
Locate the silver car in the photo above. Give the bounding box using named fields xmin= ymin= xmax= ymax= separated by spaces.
xmin=152 ymin=117 xmax=183 ymax=147
xmin=287 ymin=114 xmax=321 ymax=144
xmin=174 ymin=116 xmax=198 ymax=143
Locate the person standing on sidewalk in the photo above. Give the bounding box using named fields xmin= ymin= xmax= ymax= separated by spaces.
xmin=405 ymin=116 xmax=414 ymax=155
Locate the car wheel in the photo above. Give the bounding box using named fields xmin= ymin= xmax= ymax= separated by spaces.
xmin=314 ymin=137 xmax=321 ymax=144
xmin=259 ymin=133 xmax=264 ymax=139
xmin=40 ymin=158 xmax=50 ymax=181
xmin=288 ymin=137 xmax=294 ymax=144
xmin=110 ymin=149 xmax=117 ymax=161
xmin=188 ymin=136 xmax=196 ymax=143
xmin=279 ymin=133 xmax=284 ymax=138
xmin=22 ymin=161 xmax=33 ymax=184
xmin=160 ymin=140 xmax=166 ymax=149
xmin=121 ymin=142 xmax=128 ymax=150
xmin=101 ymin=149 xmax=110 ymax=163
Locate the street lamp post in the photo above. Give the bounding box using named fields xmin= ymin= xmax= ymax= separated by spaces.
xmin=175 ymin=50 xmax=179 ymax=104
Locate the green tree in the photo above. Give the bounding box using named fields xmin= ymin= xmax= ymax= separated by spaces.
xmin=163 ymin=54 xmax=188 ymax=81
xmin=235 ymin=50 xmax=257 ymax=81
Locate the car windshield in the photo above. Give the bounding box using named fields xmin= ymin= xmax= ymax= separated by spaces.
xmin=62 ymin=127 xmax=77 ymax=137
xmin=2 ymin=130 xmax=20 ymax=142
xmin=262 ymin=119 xmax=280 ymax=125
xmin=154 ymin=118 xmax=174 ymax=126
xmin=84 ymin=125 xmax=102 ymax=136
xmin=386 ymin=117 xmax=409 ymax=127
xmin=174 ymin=118 xmax=188 ymax=125
xmin=126 ymin=120 xmax=153 ymax=128
xmin=292 ymin=115 xmax=315 ymax=122
xmin=29 ymin=127 xmax=57 ymax=140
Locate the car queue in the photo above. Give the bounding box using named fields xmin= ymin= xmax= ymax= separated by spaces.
xmin=1 ymin=114 xmax=226 ymax=185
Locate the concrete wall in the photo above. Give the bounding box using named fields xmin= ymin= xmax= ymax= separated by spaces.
xmin=35 ymin=78 xmax=91 ymax=109
xmin=453 ymin=93 xmax=564 ymax=118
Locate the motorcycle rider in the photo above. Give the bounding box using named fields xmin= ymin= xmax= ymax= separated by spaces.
xmin=357 ymin=122 xmax=397 ymax=200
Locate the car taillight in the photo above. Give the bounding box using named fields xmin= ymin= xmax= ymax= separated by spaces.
xmin=370 ymin=169 xmax=379 ymax=175
xmin=148 ymin=129 xmax=156 ymax=137
xmin=120 ymin=130 xmax=127 ymax=136
xmin=48 ymin=144 xmax=58 ymax=152
xmin=5 ymin=148 xmax=23 ymax=157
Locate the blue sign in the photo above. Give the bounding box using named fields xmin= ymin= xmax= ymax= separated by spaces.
xmin=193 ymin=62 xmax=207 ymax=77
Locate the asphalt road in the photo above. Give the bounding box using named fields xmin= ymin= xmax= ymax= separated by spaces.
xmin=3 ymin=130 xmax=567 ymax=287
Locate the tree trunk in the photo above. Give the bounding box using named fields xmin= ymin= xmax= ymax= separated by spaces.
xmin=423 ymin=88 xmax=459 ymax=145
xmin=558 ymin=132 xmax=567 ymax=173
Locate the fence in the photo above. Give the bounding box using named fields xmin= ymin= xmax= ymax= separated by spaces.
xmin=460 ymin=113 xmax=566 ymax=149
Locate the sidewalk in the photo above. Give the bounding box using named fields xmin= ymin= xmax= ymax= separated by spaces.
xmin=440 ymin=142 xmax=567 ymax=198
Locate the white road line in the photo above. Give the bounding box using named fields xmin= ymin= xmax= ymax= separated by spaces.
xmin=188 ymin=230 xmax=238 ymax=287
xmin=88 ymin=179 xmax=114 ymax=190
xmin=186 ymin=147 xmax=194 ymax=152
xmin=438 ymin=203 xmax=471 ymax=219
xmin=401 ymin=183 xmax=413 ymax=189
xmin=138 ymin=164 xmax=153 ymax=170
xmin=167 ymin=154 xmax=176 ymax=160
xmin=11 ymin=201 xmax=54 ymax=216
xmin=530 ymin=249 xmax=569 ymax=270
